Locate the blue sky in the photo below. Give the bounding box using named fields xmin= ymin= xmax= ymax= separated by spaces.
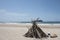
xmin=0 ymin=0 xmax=60 ymax=22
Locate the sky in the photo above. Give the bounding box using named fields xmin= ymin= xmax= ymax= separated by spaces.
xmin=0 ymin=0 xmax=60 ymax=22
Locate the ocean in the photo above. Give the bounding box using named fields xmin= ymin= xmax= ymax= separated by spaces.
xmin=0 ymin=21 xmax=60 ymax=24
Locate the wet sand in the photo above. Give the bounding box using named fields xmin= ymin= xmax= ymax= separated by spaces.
xmin=0 ymin=23 xmax=60 ymax=40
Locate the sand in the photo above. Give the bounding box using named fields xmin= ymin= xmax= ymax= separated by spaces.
xmin=0 ymin=23 xmax=60 ymax=40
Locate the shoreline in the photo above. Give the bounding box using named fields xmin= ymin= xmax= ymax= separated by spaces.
xmin=0 ymin=23 xmax=60 ymax=28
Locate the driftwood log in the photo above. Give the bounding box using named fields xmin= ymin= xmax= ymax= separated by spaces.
xmin=24 ymin=21 xmax=48 ymax=38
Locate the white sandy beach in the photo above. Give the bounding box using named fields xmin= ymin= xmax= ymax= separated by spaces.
xmin=0 ymin=23 xmax=60 ymax=40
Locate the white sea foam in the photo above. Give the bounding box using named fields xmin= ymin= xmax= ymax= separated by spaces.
xmin=0 ymin=23 xmax=60 ymax=28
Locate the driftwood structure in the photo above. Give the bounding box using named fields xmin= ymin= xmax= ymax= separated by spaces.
xmin=24 ymin=20 xmax=48 ymax=39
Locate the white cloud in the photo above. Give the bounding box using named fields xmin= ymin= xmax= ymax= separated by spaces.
xmin=0 ymin=9 xmax=30 ymax=22
xmin=0 ymin=9 xmax=6 ymax=13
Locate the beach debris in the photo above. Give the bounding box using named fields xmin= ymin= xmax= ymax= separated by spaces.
xmin=24 ymin=19 xmax=48 ymax=39
xmin=47 ymin=32 xmax=51 ymax=37
xmin=47 ymin=32 xmax=58 ymax=38
xmin=50 ymin=34 xmax=58 ymax=38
